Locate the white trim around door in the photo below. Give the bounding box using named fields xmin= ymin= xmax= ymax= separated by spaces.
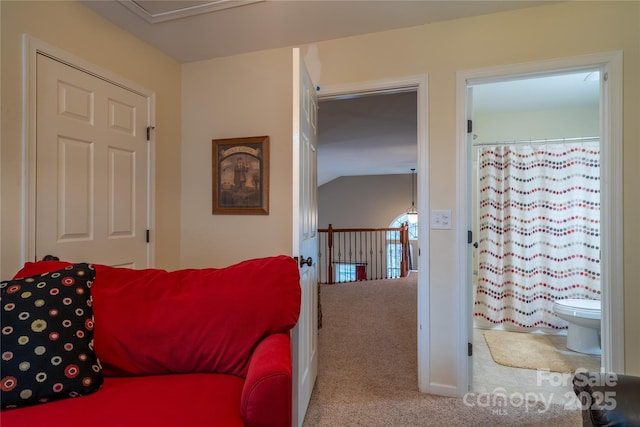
xmin=455 ymin=51 xmax=624 ymax=395
xmin=22 ymin=35 xmax=157 ymax=267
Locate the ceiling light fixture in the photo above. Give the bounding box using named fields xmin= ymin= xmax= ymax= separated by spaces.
xmin=407 ymin=168 xmax=418 ymax=224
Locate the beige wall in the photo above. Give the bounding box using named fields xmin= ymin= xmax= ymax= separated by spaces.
xmin=318 ymin=174 xmax=414 ymax=229
xmin=304 ymin=1 xmax=639 ymax=383
xmin=178 ymin=1 xmax=639 ymax=388
xmin=180 ymin=48 xmax=294 ymax=268
xmin=474 ymin=105 xmax=600 ymax=143
xmin=0 ymin=1 xmax=183 ymax=275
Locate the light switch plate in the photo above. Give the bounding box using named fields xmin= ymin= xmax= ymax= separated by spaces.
xmin=431 ymin=209 xmax=452 ymax=229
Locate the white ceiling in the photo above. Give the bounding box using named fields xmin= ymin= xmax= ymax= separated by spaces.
xmin=318 ymin=91 xmax=418 ymax=186
xmin=81 ymin=0 xmax=598 ymax=186
xmin=81 ymin=0 xmax=554 ymax=63
xmin=472 ymin=71 xmax=601 ymax=114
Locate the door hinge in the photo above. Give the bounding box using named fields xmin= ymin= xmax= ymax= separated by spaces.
xmin=467 ymin=230 xmax=473 ymax=244
xmin=467 ymin=119 xmax=473 ymax=133
xmin=146 ymin=126 xmax=155 ymax=141
xmin=468 ymin=342 xmax=473 ymax=357
xmin=146 ymin=229 xmax=150 ymax=243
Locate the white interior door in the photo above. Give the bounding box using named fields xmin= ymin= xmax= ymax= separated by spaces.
xmin=36 ymin=54 xmax=149 ymax=268
xmin=292 ymin=48 xmax=319 ymax=427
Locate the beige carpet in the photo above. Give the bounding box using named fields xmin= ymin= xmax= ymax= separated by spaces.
xmin=303 ymin=275 xmax=582 ymax=426
xmin=483 ymin=330 xmax=573 ymax=373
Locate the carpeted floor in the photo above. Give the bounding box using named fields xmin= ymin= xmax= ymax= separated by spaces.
xmin=303 ymin=274 xmax=583 ymax=426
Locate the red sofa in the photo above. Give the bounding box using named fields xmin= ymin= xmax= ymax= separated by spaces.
xmin=1 ymin=256 xmax=301 ymax=427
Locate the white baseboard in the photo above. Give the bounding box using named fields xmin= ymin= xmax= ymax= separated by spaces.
xmin=427 ymin=382 xmax=459 ymax=397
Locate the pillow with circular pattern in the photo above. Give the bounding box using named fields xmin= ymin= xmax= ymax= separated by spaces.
xmin=0 ymin=263 xmax=103 ymax=409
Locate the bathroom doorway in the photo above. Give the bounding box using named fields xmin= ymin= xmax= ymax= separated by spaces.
xmin=457 ymin=52 xmax=624 ymax=399
xmin=470 ymin=70 xmax=602 ymax=401
xmin=470 ymin=70 xmax=601 ymax=327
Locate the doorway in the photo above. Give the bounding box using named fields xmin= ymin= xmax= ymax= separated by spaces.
xmin=456 ymin=51 xmax=624 ymax=396
xmin=468 ymin=69 xmax=602 ymax=402
xmin=317 ymin=75 xmax=431 ymax=392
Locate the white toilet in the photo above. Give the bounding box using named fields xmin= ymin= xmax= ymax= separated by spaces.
xmin=553 ymin=298 xmax=601 ymax=355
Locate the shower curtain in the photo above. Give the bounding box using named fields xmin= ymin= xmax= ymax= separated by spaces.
xmin=474 ymin=141 xmax=601 ymax=330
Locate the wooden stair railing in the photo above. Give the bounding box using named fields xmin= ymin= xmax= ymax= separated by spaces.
xmin=318 ymin=223 xmax=410 ymax=284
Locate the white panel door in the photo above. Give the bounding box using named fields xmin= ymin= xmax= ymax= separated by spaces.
xmin=36 ymin=54 xmax=149 ymax=268
xmin=292 ymin=48 xmax=319 ymax=427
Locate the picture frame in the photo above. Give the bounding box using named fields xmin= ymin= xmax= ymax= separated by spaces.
xmin=212 ymin=136 xmax=269 ymax=215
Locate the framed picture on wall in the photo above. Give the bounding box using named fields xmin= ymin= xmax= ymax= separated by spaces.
xmin=212 ymin=136 xmax=269 ymax=215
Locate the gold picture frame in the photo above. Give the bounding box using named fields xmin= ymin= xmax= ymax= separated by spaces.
xmin=212 ymin=136 xmax=269 ymax=215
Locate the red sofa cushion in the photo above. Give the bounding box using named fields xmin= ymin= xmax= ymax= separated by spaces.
xmin=14 ymin=261 xmax=75 ymax=280
xmin=0 ymin=374 xmax=245 ymax=427
xmin=242 ymin=333 xmax=292 ymax=427
xmin=14 ymin=256 xmax=301 ymax=378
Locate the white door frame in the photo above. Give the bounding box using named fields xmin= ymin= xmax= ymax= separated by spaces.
xmin=455 ymin=51 xmax=624 ymax=394
xmin=318 ymin=74 xmax=431 ymax=392
xmin=22 ymin=35 xmax=156 ymax=267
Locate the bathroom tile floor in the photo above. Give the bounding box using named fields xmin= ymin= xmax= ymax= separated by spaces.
xmin=471 ymin=328 xmax=601 ymax=408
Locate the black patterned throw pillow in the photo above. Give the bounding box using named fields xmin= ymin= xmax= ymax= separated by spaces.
xmin=1 ymin=263 xmax=103 ymax=409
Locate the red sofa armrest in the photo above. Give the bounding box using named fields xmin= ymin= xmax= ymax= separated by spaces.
xmin=241 ymin=333 xmax=292 ymax=427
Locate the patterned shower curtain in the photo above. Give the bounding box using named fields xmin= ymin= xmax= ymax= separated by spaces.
xmin=474 ymin=142 xmax=601 ymax=330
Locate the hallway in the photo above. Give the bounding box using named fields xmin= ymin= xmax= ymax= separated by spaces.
xmin=303 ymin=275 xmax=582 ymax=426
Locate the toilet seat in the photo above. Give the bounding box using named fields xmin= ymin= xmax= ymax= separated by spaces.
xmin=553 ymin=298 xmax=601 ymax=320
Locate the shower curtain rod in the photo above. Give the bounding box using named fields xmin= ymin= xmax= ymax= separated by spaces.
xmin=472 ymin=136 xmax=599 ymax=147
